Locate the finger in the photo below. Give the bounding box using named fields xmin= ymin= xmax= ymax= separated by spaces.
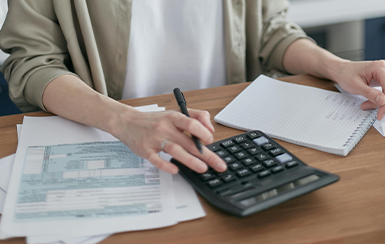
xmin=188 ymin=109 xmax=215 ymax=133
xmin=199 ymin=146 xmax=227 ymax=172
xmin=169 ymin=128 xmax=227 ymax=172
xmin=148 ymin=152 xmax=179 ymax=174
xmin=361 ymin=100 xmax=385 ymax=121
xmin=357 ymin=83 xmax=385 ymax=107
xmin=163 ymin=141 xmax=208 ymax=173
xmin=361 ymin=100 xmax=385 ymax=120
xmin=361 ymin=100 xmax=378 ymax=110
xmin=378 ymin=105 xmax=385 ymax=121
xmin=173 ymin=114 xmax=214 ymax=145
xmin=371 ymin=61 xmax=385 ymax=93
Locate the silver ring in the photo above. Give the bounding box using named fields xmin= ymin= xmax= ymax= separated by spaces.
xmin=161 ymin=139 xmax=170 ymax=151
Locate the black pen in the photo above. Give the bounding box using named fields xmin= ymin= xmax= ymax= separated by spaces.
xmin=173 ymin=88 xmax=203 ymax=154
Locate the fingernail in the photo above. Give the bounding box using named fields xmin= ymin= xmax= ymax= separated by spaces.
xmin=376 ymin=95 xmax=385 ymax=106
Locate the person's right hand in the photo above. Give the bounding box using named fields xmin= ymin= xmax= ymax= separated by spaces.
xmin=112 ymin=107 xmax=227 ymax=175
xmin=332 ymin=60 xmax=385 ymax=120
xmin=42 ymin=75 xmax=225 ymax=175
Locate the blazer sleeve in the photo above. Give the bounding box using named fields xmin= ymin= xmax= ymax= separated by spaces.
xmin=259 ymin=0 xmax=312 ymax=73
xmin=0 ymin=0 xmax=77 ymax=112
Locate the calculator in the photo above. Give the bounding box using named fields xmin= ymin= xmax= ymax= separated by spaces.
xmin=171 ymin=131 xmax=339 ymax=217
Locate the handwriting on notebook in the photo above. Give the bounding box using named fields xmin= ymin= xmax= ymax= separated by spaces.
xmin=214 ymin=75 xmax=376 ymax=156
xmin=324 ymin=94 xmax=365 ymax=122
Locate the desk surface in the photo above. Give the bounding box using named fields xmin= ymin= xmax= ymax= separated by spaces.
xmin=1 ymin=75 xmax=385 ymax=243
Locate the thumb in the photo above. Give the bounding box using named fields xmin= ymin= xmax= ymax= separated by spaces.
xmin=359 ymin=83 xmax=385 ymax=106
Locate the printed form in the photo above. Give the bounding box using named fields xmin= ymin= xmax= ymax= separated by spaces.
xmin=17 ymin=141 xmax=163 ymax=221
xmin=0 ymin=110 xmax=204 ymax=240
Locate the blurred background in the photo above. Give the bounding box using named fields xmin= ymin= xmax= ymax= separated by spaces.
xmin=1 ymin=0 xmax=385 ymax=116
xmin=288 ymin=0 xmax=385 ymax=61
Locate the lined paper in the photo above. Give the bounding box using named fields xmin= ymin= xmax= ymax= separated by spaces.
xmin=214 ymin=75 xmax=376 ymax=156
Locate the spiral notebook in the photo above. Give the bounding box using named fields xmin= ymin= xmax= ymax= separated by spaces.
xmin=214 ymin=75 xmax=377 ymax=156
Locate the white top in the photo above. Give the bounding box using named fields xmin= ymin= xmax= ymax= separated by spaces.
xmin=122 ymin=0 xmax=227 ymax=100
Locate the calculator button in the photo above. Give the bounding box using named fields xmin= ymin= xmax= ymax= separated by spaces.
xmin=228 ymin=145 xmax=242 ymax=153
xmin=286 ymin=161 xmax=298 ymax=168
xmin=221 ymin=173 xmax=237 ymax=182
xmin=262 ymin=143 xmax=275 ymax=150
xmin=271 ymin=165 xmax=284 ymax=173
xmin=255 ymin=152 xmax=270 ymax=161
xmin=206 ymin=144 xmax=221 ymax=151
xmin=258 ymin=170 xmax=271 ymax=178
xmin=240 ymin=142 xmax=253 ymax=149
xmin=200 ymin=172 xmax=215 ymax=181
xmin=248 ymin=131 xmax=262 ymax=139
xmin=276 ymin=153 xmax=293 ymax=164
xmin=262 ymin=159 xmax=278 ymax=168
xmin=229 ymin=162 xmax=243 ymax=171
xmin=248 ymin=147 xmax=261 ymax=155
xmin=223 ymin=156 xmax=236 ymax=164
xmin=236 ymin=168 xmax=251 ymax=177
xmin=235 ymin=151 xmax=248 ymax=160
xmin=216 ymin=150 xmax=228 ymax=157
xmin=269 ymin=148 xmax=284 ymax=157
xmin=207 ymin=178 xmax=223 ymax=188
xmin=242 ymin=157 xmax=256 ymax=166
xmin=221 ymin=140 xmax=234 ymax=147
xmin=197 ymin=167 xmax=213 ymax=174
xmin=250 ymin=164 xmax=264 ymax=172
xmin=234 ymin=135 xmax=247 ymax=143
xmin=216 ymin=170 xmax=231 ymax=176
xmin=253 ymin=136 xmax=269 ymax=146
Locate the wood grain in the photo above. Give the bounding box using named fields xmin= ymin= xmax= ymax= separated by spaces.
xmin=1 ymin=75 xmax=384 ymax=244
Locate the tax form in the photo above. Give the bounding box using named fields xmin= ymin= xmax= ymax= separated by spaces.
xmin=0 ymin=152 xmax=204 ymax=243
xmin=16 ymin=141 xmax=163 ymax=222
xmin=0 ymin=154 xmax=14 ymax=214
xmin=0 ymin=112 xmax=203 ymax=240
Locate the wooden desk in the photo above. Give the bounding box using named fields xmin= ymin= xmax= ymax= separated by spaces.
xmin=1 ymin=75 xmax=385 ymax=243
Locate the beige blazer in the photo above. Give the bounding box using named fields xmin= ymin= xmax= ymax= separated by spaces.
xmin=0 ymin=0 xmax=307 ymax=112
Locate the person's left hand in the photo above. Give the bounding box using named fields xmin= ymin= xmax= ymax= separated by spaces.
xmin=334 ymin=60 xmax=385 ymax=120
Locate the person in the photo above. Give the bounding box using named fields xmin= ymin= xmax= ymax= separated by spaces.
xmin=1 ymin=0 xmax=385 ymax=175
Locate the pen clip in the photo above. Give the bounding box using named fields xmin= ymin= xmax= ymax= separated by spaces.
xmin=180 ymin=91 xmax=187 ymax=105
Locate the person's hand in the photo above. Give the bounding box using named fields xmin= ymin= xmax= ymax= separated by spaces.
xmin=112 ymin=108 xmax=227 ymax=174
xmin=334 ymin=60 xmax=385 ymax=120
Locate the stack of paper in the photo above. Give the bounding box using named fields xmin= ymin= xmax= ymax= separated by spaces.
xmin=0 ymin=154 xmax=14 ymax=213
xmin=0 ymin=104 xmax=205 ymax=244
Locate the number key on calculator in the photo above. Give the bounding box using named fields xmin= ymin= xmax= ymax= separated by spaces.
xmin=171 ymin=130 xmax=339 ymax=217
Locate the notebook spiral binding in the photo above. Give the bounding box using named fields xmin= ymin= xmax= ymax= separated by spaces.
xmin=343 ymin=109 xmax=377 ymax=153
